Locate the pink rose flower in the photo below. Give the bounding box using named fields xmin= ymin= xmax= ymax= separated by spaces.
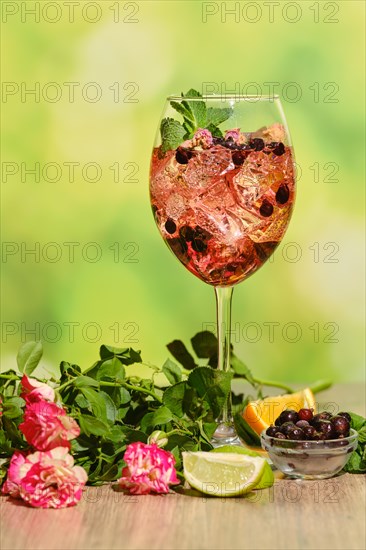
xmin=20 ymin=375 xmax=56 ymax=404
xmin=2 ymin=447 xmax=87 ymax=508
xmin=118 ymin=442 xmax=179 ymax=495
xmin=192 ymin=128 xmax=213 ymax=149
xmin=19 ymin=400 xmax=80 ymax=451
xmin=224 ymin=128 xmax=241 ymax=142
xmin=1 ymin=451 xmax=30 ymax=498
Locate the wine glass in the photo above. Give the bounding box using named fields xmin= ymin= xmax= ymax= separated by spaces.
xmin=149 ymin=93 xmax=296 ymax=446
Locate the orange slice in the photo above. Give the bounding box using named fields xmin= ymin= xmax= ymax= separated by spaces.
xmin=243 ymin=388 xmax=316 ymax=435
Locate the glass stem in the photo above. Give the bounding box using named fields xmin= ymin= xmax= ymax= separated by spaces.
xmin=215 ymin=286 xmax=234 ymax=424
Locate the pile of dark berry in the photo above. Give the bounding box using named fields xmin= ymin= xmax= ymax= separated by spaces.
xmin=266 ymin=409 xmax=351 ymax=441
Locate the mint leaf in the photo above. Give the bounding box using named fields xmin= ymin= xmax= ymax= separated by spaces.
xmin=206 ymin=124 xmax=223 ymax=138
xmin=160 ymin=118 xmax=186 ymax=153
xmin=206 ymin=107 xmax=232 ymax=127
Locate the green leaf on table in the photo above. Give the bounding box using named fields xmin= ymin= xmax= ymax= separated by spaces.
xmin=191 ymin=331 xmax=217 ymax=359
xmin=166 ymin=340 xmax=196 ymax=370
xmin=152 ymin=406 xmax=173 ymax=426
xmin=234 ymin=413 xmax=261 ymax=447
xmin=162 ymin=358 xmax=182 ymax=384
xmin=97 ymin=357 xmax=125 ymax=381
xmin=140 ymin=412 xmax=155 ymax=433
xmin=16 ymin=341 xmax=43 ymax=375
xmin=99 ymin=391 xmax=117 ymax=424
xmin=80 ymin=387 xmax=107 ymax=421
xmin=73 ymin=375 xmax=99 ymax=388
xmin=163 ymin=382 xmax=187 ymax=418
xmin=188 ymin=367 xmax=232 ymax=419
xmin=160 ymin=118 xmax=186 ymax=153
xmin=1 ymin=397 xmax=25 ymax=419
xmin=231 ymin=354 xmax=256 ymax=385
xmin=99 ymin=345 xmax=142 ymax=365
xmin=60 ymin=361 xmax=81 ymax=378
xmin=78 ymin=414 xmax=110 ymax=437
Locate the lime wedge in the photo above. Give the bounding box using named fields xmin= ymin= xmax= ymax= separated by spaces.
xmin=211 ymin=445 xmax=274 ymax=489
xmin=182 ymin=451 xmax=266 ymax=497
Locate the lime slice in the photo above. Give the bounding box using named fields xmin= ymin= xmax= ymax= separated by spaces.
xmin=211 ymin=445 xmax=274 ymax=489
xmin=182 ymin=451 xmax=266 ymax=497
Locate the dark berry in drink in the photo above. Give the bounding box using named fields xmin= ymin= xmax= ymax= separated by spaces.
xmin=331 ymin=415 xmax=350 ymax=436
xmin=296 ymin=420 xmax=309 ymax=429
xmin=191 ymin=238 xmax=207 ymax=253
xmin=279 ymin=409 xmax=299 ymax=425
xmin=338 ymin=412 xmax=351 ymax=422
xmin=194 ymin=226 xmax=212 ymax=242
xmin=276 ymin=184 xmax=290 ymax=205
xmin=298 ymin=408 xmax=313 ymax=422
xmin=165 ymin=218 xmax=177 ymax=234
xmin=266 ymin=425 xmax=278 ymax=437
xmin=259 ymin=200 xmax=274 ymax=217
xmin=232 ymin=151 xmax=245 ymax=166
xmin=213 ymin=137 xmax=225 ymax=146
xmin=248 ymin=138 xmax=265 ymax=151
xmin=317 ymin=420 xmax=335 ymax=439
xmin=179 ymin=225 xmax=195 ymax=242
xmin=166 ymin=238 xmax=188 ymax=263
xmin=175 ymin=147 xmax=193 ymax=164
xmin=302 ymin=425 xmax=316 ymax=439
xmin=275 ymin=416 xmax=282 ymax=427
xmin=272 ymin=142 xmax=285 ymax=156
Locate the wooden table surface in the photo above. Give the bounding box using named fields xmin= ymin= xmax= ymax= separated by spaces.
xmin=1 ymin=384 xmax=365 ymax=550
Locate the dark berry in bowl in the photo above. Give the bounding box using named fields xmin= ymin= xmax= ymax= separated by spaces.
xmin=285 ymin=427 xmax=304 ymax=440
xmin=302 ymin=425 xmax=316 ymax=439
xmin=331 ymin=415 xmax=350 ymax=436
xmin=278 ymin=409 xmax=299 ymax=425
xmin=296 ymin=420 xmax=309 ymax=429
xmin=275 ymin=432 xmax=286 ymax=440
xmin=266 ymin=426 xmax=278 ymax=437
xmin=338 ymin=412 xmax=351 ymax=422
xmin=280 ymin=422 xmax=296 ymax=436
xmin=311 ymin=412 xmax=332 ymax=425
xmin=298 ymin=408 xmax=313 ymax=422
xmin=316 ymin=420 xmax=335 ymax=439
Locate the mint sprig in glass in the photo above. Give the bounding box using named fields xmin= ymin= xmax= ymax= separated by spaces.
xmin=150 ymin=91 xmax=296 ymax=446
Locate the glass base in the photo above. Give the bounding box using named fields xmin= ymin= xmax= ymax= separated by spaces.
xmin=211 ymin=422 xmax=243 ymax=448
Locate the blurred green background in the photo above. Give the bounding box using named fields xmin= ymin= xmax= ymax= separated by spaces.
xmin=1 ymin=1 xmax=365 ymax=385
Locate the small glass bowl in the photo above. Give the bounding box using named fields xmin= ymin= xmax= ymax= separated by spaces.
xmin=261 ymin=429 xmax=358 ymax=480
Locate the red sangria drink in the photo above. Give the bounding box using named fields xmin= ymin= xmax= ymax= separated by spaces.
xmin=149 ymin=92 xmax=296 ymax=446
